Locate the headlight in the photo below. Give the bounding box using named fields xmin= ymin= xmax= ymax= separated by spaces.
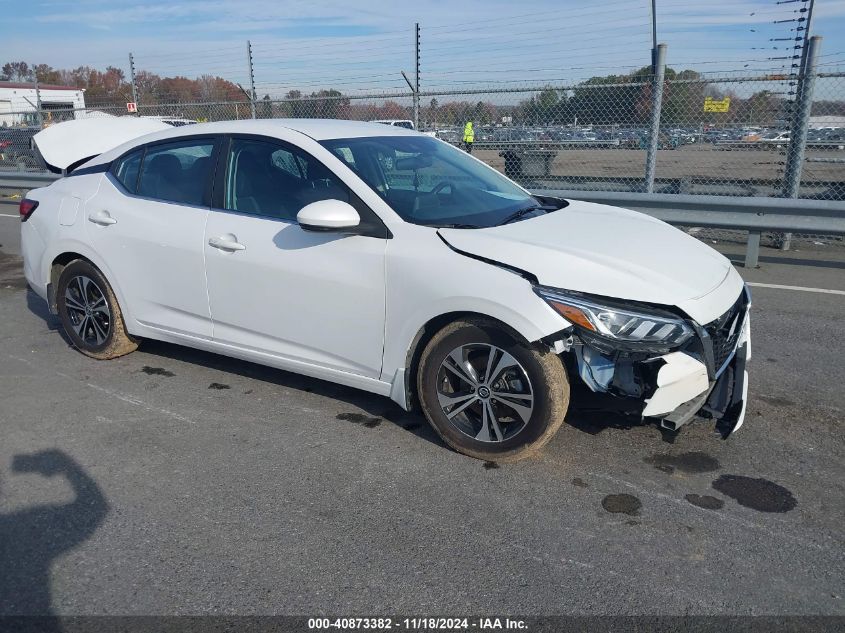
xmin=535 ymin=286 xmax=693 ymax=349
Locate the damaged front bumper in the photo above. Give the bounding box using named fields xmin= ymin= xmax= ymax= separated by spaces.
xmin=569 ymin=289 xmax=751 ymax=437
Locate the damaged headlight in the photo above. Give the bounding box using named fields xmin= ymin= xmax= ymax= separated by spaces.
xmin=535 ymin=286 xmax=693 ymax=350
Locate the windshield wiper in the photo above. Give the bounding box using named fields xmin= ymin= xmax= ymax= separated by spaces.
xmin=429 ymin=223 xmax=481 ymax=229
xmin=497 ymin=202 xmax=562 ymax=226
xmin=497 ymin=206 xmax=543 ymax=226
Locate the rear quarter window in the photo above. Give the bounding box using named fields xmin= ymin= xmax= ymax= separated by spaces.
xmin=112 ymin=149 xmax=143 ymax=193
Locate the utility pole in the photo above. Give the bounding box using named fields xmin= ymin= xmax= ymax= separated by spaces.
xmin=779 ymin=0 xmax=815 ymax=250
xmin=783 ymin=36 xmax=821 ymax=201
xmin=128 ymin=53 xmax=139 ymax=115
xmin=650 ymin=0 xmax=658 ymax=72
xmin=246 ymin=40 xmax=257 ymax=119
xmin=795 ymin=0 xmax=816 ymax=81
xmin=33 ymin=72 xmax=43 ymax=128
xmin=644 ymin=43 xmax=666 ymax=193
xmin=414 ymin=23 xmax=420 ymax=130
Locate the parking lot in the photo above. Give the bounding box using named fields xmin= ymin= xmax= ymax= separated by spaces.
xmin=0 ymin=205 xmax=843 ymax=616
xmin=474 ymin=144 xmax=845 ymax=195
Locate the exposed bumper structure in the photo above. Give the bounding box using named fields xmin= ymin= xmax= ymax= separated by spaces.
xmin=571 ymin=289 xmax=751 ymax=436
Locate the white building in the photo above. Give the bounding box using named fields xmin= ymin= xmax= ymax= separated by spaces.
xmin=0 ymin=82 xmax=86 ymax=127
xmin=808 ymin=115 xmax=845 ymax=129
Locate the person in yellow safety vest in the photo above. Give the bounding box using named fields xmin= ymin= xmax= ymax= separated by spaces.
xmin=463 ymin=121 xmax=475 ymax=153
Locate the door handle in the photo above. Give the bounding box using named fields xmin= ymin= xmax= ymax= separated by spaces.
xmin=208 ymin=236 xmax=246 ymax=251
xmin=88 ymin=211 xmax=117 ymax=226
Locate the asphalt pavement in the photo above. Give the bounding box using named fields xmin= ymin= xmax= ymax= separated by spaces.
xmin=0 ymin=202 xmax=843 ymax=617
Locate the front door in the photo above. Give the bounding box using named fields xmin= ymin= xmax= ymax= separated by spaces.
xmin=203 ymin=136 xmax=387 ymax=378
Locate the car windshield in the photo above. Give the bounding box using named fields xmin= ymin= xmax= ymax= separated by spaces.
xmin=320 ymin=135 xmax=548 ymax=227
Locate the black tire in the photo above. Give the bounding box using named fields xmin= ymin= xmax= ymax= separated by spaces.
xmin=417 ymin=318 xmax=569 ymax=462
xmin=56 ymin=260 xmax=138 ymax=360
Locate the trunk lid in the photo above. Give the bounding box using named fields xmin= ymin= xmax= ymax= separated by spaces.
xmin=33 ymin=117 xmax=172 ymax=173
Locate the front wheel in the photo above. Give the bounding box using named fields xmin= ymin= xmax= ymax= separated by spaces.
xmin=417 ymin=319 xmax=569 ymax=462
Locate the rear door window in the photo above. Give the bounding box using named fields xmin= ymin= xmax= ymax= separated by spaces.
xmin=136 ymin=139 xmax=215 ymax=205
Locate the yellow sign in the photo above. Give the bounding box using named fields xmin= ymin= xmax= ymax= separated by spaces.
xmin=704 ymin=97 xmax=731 ymax=113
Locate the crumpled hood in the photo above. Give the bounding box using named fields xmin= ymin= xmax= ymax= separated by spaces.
xmin=439 ymin=200 xmax=741 ymax=324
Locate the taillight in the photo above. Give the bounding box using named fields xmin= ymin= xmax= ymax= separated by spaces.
xmin=19 ymin=198 xmax=39 ymax=222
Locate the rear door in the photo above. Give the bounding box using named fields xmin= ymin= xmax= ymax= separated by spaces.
xmin=203 ymin=135 xmax=387 ymax=377
xmin=86 ymin=136 xmax=219 ymax=337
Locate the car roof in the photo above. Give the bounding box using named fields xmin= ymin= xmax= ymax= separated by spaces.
xmin=161 ymin=118 xmax=420 ymax=141
xmin=49 ymin=118 xmax=424 ymax=172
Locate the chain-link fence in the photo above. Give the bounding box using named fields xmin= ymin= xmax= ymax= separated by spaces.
xmin=2 ymin=67 xmax=843 ymax=248
xmin=4 ymin=73 xmax=843 ymax=194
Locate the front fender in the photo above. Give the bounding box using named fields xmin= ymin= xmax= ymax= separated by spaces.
xmin=381 ymin=231 xmax=572 ymax=404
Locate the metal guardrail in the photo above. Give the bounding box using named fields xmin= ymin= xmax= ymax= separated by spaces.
xmin=474 ymin=139 xmax=622 ymax=149
xmin=537 ymin=189 xmax=845 ymax=267
xmin=712 ymin=139 xmax=845 ymax=151
xmin=1 ymin=171 xmax=842 ymax=269
xmin=0 ymin=171 xmax=58 ymax=191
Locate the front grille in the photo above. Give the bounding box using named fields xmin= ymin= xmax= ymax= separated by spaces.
xmin=704 ymin=294 xmax=746 ymax=375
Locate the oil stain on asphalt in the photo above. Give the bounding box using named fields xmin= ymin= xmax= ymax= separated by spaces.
xmin=684 ymin=494 xmax=725 ymax=510
xmin=336 ymin=412 xmax=382 ymax=428
xmin=483 ymin=461 xmax=499 ymax=470
xmin=644 ymin=451 xmax=720 ymax=475
xmin=757 ymin=395 xmax=795 ymax=407
xmin=602 ymin=494 xmax=642 ymax=516
xmin=712 ymin=475 xmax=797 ymax=513
xmin=141 ymin=366 xmax=174 ymax=377
xmin=572 ymin=477 xmax=588 ymax=488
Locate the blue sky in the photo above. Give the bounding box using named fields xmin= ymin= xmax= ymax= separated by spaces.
xmin=2 ymin=0 xmax=844 ymax=96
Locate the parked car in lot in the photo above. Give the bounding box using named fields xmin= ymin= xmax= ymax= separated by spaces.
xmin=0 ymin=127 xmax=41 ymax=170
xmin=141 ymin=116 xmax=198 ymax=127
xmin=760 ymin=130 xmax=790 ymax=149
xmin=371 ymin=119 xmax=415 ymax=130
xmin=21 ymin=117 xmax=750 ymax=461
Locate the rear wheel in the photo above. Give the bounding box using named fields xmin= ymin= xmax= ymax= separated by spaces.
xmin=56 ymin=260 xmax=137 ymax=360
xmin=417 ymin=318 xmax=569 ymax=462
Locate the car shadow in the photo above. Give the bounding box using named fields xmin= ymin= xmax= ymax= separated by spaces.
xmin=28 ymin=287 xmax=662 ymax=450
xmin=26 ymin=288 xmax=77 ymax=352
xmin=137 ymin=338 xmax=446 ymax=449
xmin=25 ymin=288 xmax=61 ymax=332
xmin=142 ymin=339 xmax=666 ymax=447
xmin=272 ymin=224 xmax=346 ymax=251
xmin=561 ymin=381 xmax=676 ymax=439
xmin=0 ymin=450 xmax=109 ymax=627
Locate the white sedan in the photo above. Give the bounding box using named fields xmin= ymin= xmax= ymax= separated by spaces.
xmin=21 ymin=118 xmax=750 ymax=461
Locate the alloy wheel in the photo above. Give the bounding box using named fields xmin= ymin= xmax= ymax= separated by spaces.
xmin=436 ymin=343 xmax=534 ymax=443
xmin=63 ymin=275 xmax=112 ymax=347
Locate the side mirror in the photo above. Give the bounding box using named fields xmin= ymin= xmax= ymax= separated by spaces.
xmin=297 ymin=199 xmax=360 ymax=232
